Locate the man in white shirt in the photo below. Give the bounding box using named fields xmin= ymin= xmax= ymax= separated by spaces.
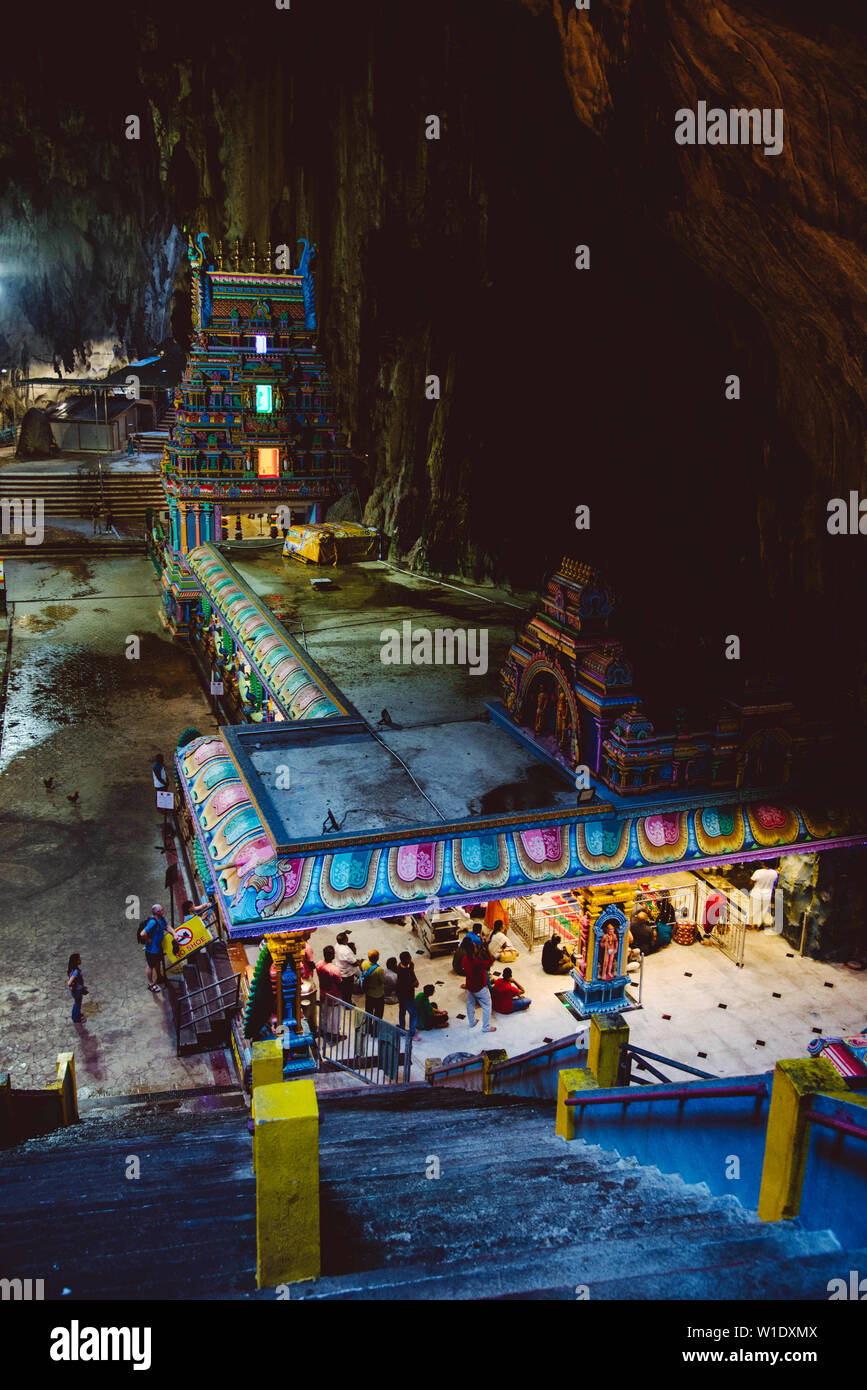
xmin=750 ymin=864 xmax=779 ymax=927
xmin=334 ymin=932 xmax=359 ymax=1002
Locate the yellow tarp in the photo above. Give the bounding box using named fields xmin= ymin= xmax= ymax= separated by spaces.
xmin=282 ymin=522 xmax=378 ymax=566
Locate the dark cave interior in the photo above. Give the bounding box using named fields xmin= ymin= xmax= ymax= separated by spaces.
xmin=0 ymin=0 xmax=864 ymax=772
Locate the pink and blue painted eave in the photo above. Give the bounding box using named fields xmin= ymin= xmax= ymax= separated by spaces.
xmin=175 ymin=734 xmax=866 ymax=940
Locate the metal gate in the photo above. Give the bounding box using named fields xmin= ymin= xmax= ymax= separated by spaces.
xmin=633 ymin=882 xmax=697 ymax=931
xmin=696 ymin=877 xmax=748 ymax=968
xmin=317 ymin=996 xmax=414 ymax=1085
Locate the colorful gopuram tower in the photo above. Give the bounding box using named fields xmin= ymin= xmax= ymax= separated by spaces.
xmin=160 ymin=233 xmax=355 ymax=635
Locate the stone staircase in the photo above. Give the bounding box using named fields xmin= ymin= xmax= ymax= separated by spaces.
xmin=170 ymin=941 xmax=241 ymax=1055
xmin=0 ymin=1085 xmax=861 ymax=1301
xmin=0 ymin=471 xmax=164 ymax=543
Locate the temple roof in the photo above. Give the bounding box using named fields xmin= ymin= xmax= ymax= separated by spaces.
xmin=176 ymin=732 xmax=865 ymax=938
xmin=187 ymin=544 xmax=355 ymax=722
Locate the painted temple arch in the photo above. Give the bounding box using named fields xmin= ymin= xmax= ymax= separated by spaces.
xmin=497 ymin=557 xmax=833 ymax=799
xmin=518 ymin=656 xmax=582 ymax=769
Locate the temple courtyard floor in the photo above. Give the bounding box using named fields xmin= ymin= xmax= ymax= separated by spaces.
xmin=0 ymin=551 xmax=864 ymax=1100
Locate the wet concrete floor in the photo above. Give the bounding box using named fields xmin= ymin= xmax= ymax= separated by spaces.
xmin=0 ymin=556 xmax=224 ymax=1097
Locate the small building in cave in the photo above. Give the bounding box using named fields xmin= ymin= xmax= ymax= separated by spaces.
xmin=497 ymin=557 xmax=830 ymax=797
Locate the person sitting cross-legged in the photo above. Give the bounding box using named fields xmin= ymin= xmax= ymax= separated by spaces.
xmin=541 ymin=934 xmax=575 ymax=975
xmin=491 ymin=967 xmax=531 ymax=1014
xmin=415 ymin=983 xmax=449 ymax=1030
xmin=486 ymin=919 xmax=519 ymax=962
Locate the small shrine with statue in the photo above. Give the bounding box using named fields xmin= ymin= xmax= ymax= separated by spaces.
xmin=563 ymin=904 xmax=633 ymax=1017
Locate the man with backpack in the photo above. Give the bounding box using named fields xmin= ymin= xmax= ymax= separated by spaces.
xmin=139 ymin=904 xmax=176 ymax=993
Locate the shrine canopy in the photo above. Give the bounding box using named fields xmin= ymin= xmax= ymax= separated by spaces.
xmin=175 ymin=730 xmax=866 ymax=940
xmin=187 ymin=544 xmax=355 ymax=722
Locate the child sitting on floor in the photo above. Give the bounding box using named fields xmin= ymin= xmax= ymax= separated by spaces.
xmin=415 ymin=983 xmax=449 ymax=1030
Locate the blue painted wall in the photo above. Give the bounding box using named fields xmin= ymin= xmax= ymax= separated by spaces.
xmin=491 ymin=1038 xmax=589 ymax=1102
xmin=565 ymin=1073 xmax=773 ymax=1211
xmin=801 ymin=1092 xmax=867 ymax=1247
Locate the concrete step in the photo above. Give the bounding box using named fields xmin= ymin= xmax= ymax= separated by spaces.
xmin=0 ymin=1081 xmax=855 ymax=1303
xmin=296 ymin=1222 xmax=843 ymax=1303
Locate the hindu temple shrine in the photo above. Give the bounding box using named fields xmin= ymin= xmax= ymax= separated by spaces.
xmin=0 ymin=0 xmax=864 ymax=1331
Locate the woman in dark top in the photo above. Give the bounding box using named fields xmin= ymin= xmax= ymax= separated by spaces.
xmin=67 ymin=953 xmax=86 ymax=1022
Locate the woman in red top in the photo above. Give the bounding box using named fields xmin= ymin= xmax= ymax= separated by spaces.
xmin=462 ymin=941 xmax=496 ymax=1033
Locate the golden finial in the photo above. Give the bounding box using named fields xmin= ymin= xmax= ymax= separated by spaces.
xmin=217 ymin=240 xmax=224 ymax=270
xmin=251 ymin=240 xmax=258 ymax=271
xmin=234 ymin=238 xmax=242 ymax=271
xmin=266 ymin=241 xmax=272 ymax=272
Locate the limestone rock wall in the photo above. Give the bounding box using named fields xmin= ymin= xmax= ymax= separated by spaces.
xmin=0 ymin=0 xmax=864 ymax=732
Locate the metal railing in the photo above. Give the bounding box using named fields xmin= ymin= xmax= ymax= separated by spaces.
xmin=696 ymin=876 xmax=748 ymax=967
xmin=427 ymin=1029 xmax=587 ymax=1086
xmin=317 ymin=995 xmax=413 ymax=1085
xmin=427 ymin=1054 xmax=485 ymax=1082
xmin=566 ymin=1081 xmax=768 ymax=1110
xmin=618 ymin=1043 xmax=715 ymax=1087
xmin=804 ymin=1109 xmax=867 ymax=1142
xmin=173 ymin=972 xmax=241 ymax=1053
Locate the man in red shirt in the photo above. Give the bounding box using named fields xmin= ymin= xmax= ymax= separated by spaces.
xmin=491 ymin=967 xmax=532 ymax=1014
xmin=462 ymin=941 xmax=497 ymax=1033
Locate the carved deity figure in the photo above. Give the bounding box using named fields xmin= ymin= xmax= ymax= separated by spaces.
xmin=534 ymin=687 xmax=551 ymax=735
xmin=599 ymin=923 xmax=620 ymax=981
xmin=555 ymin=688 xmax=569 ymax=749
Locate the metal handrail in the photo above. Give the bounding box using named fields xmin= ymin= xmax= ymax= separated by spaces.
xmin=428 ymin=1054 xmax=485 ymax=1080
xmin=173 ymin=972 xmax=241 ymax=1051
xmin=429 ymin=1030 xmax=588 ymax=1083
xmin=624 ymin=1044 xmax=715 ymax=1081
xmin=318 ymin=995 xmax=413 ymax=1085
xmin=566 ymin=1082 xmax=768 ymax=1108
xmin=492 ymin=1031 xmax=586 ymax=1075
xmin=805 ymin=1109 xmax=867 ymax=1142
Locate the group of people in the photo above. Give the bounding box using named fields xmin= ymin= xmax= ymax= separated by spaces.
xmin=89 ymin=502 xmax=120 ymax=537
xmin=308 ymin=914 xmax=533 ymax=1041
xmin=312 ymin=938 xmax=449 ymax=1041
xmin=452 ymin=916 xmax=531 ymax=1034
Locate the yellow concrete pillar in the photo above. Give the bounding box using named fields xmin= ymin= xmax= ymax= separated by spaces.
xmin=253 ymin=1079 xmax=320 ymax=1288
xmin=758 ymin=1057 xmax=847 ymax=1224
xmin=56 ymin=1052 xmax=78 ymax=1126
xmin=588 ymin=1013 xmax=629 ymax=1089
xmin=481 ymin=1049 xmax=508 ymax=1096
xmin=556 ymin=1067 xmax=598 ymax=1141
xmin=251 ymin=1039 xmax=284 ymax=1090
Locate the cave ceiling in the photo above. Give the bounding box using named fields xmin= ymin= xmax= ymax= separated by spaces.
xmin=0 ymin=0 xmax=864 ymax=732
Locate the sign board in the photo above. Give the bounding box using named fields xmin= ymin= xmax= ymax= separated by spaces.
xmin=210 ymin=680 xmax=224 ymax=695
xmin=163 ymin=915 xmax=213 ymax=974
xmin=156 ymin=790 xmax=175 ymax=811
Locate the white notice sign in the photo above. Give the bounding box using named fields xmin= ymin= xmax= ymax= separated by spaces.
xmin=156 ymin=790 xmax=175 ymax=811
